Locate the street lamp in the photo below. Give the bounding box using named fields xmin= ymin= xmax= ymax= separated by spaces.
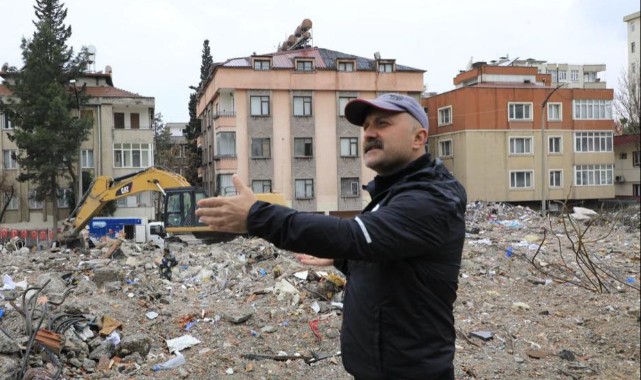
xmin=69 ymin=79 xmax=82 ymax=205
xmin=540 ymin=83 xmax=566 ymax=216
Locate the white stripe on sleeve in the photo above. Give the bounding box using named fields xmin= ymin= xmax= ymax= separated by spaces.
xmin=354 ymin=217 xmax=372 ymax=244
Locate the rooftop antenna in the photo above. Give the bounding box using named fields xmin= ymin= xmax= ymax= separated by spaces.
xmin=279 ymin=19 xmax=313 ymax=51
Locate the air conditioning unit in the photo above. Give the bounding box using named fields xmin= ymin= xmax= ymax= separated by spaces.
xmin=615 ymin=175 xmax=625 ymax=183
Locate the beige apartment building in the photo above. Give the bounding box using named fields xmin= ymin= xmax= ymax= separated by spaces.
xmin=616 ymin=11 xmax=641 ymax=202
xmin=423 ymin=63 xmax=616 ymax=208
xmin=1 ymin=67 xmax=156 ymax=226
xmin=196 ymin=46 xmax=424 ymax=213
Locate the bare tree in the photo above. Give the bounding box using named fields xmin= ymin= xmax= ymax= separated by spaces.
xmin=0 ymin=171 xmax=16 ymax=223
xmin=614 ymin=67 xmax=641 ymax=135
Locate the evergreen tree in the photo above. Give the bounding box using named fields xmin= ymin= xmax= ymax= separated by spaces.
xmin=152 ymin=113 xmax=174 ymax=167
xmin=200 ymin=39 xmax=214 ymax=88
xmin=1 ymin=0 xmax=91 ymax=228
xmin=182 ymin=39 xmax=213 ymax=186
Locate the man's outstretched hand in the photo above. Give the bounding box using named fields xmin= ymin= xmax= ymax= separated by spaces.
xmin=196 ymin=174 xmax=257 ymax=233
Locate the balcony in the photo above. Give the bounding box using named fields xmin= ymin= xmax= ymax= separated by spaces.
xmin=213 ymin=110 xmax=236 ymax=120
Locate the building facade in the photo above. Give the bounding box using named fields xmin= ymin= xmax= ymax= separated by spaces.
xmin=423 ymin=63 xmax=616 ymax=207
xmin=614 ymin=11 xmax=641 ymax=201
xmin=196 ymin=47 xmax=424 ymax=213
xmin=164 ymin=122 xmax=190 ymax=178
xmin=1 ymin=67 xmax=156 ymax=227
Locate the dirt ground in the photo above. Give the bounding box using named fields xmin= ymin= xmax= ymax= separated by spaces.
xmin=0 ymin=203 xmax=639 ymax=380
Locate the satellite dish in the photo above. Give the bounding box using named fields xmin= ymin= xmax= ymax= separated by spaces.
xmin=87 ymin=45 xmax=97 ymax=55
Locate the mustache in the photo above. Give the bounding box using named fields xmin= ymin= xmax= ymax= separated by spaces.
xmin=364 ymin=139 xmax=383 ymax=153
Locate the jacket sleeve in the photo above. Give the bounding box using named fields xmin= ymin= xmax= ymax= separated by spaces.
xmin=246 ymin=187 xmax=465 ymax=262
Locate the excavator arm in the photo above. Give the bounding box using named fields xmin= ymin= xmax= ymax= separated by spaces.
xmin=60 ymin=167 xmax=191 ymax=243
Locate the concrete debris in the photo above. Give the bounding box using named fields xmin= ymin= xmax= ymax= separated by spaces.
xmin=0 ymin=202 xmax=638 ymax=378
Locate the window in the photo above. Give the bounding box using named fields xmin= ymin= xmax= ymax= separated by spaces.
xmin=116 ymin=194 xmax=140 ymax=208
xmin=633 ymin=151 xmax=640 ymax=167
xmin=81 ymin=149 xmax=94 ymax=168
xmin=509 ymin=137 xmax=533 ymax=155
xmin=340 ymin=137 xmax=358 ymax=157
xmin=2 ymin=150 xmax=18 ymax=169
xmin=341 ymin=177 xmax=360 ymax=197
xmin=548 ymin=136 xmax=562 ymax=154
xmin=633 ymin=62 xmax=637 ymax=74
xmin=114 ymin=112 xmax=125 ymax=129
xmin=632 ymin=42 xmax=636 ymax=53
xmin=294 ymin=138 xmax=313 ymax=158
xmin=558 ymin=70 xmax=567 ymax=82
xmin=439 ymin=140 xmax=452 ymax=157
xmin=113 ymin=143 xmax=151 ymax=168
xmin=57 ymin=188 xmax=72 ymax=208
xmin=296 ymin=60 xmax=314 ymax=71
xmin=1 ymin=112 xmax=13 ymax=129
xmin=631 ymin=22 xmax=636 ymax=32
xmin=574 ymin=132 xmax=613 ymax=152
xmin=252 ymin=180 xmax=272 ymax=193
xmin=549 ymin=170 xmax=562 ymax=188
xmin=575 ymin=164 xmax=613 ymax=186
xmin=573 ymin=100 xmax=612 ymax=120
xmin=250 ymin=96 xmax=270 ymax=116
xmin=619 ymin=152 xmax=628 ymax=160
xmin=254 ymin=59 xmax=270 ymax=70
xmin=2 ymin=192 xmax=19 ymax=210
xmin=378 ymin=62 xmax=394 ymax=72
xmin=295 ymin=179 xmax=314 ymax=199
xmin=216 ymin=132 xmax=236 ymax=158
xmin=510 ymin=171 xmax=533 ymax=189
xmin=508 ymin=102 xmax=532 ymax=121
xmin=337 ymin=61 xmax=355 ymax=72
xmin=251 ymin=138 xmax=271 ymax=159
xmin=547 ymin=103 xmax=562 ymax=121
xmin=438 ymin=106 xmax=452 ymax=126
xmin=570 ymin=70 xmax=579 ymax=82
xmin=550 ymin=70 xmax=558 ymax=82
xmin=338 ymin=96 xmax=356 ymax=117
xmin=634 ymin=184 xmax=640 ymax=197
xmin=28 ymin=190 xmax=44 ymax=209
xmin=130 ymin=113 xmax=140 ymax=129
xmin=216 ymin=174 xmax=235 ymax=196
xmin=293 ymin=96 xmax=312 ymax=116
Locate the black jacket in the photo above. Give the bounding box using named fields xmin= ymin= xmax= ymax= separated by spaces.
xmin=247 ymin=154 xmax=467 ymax=379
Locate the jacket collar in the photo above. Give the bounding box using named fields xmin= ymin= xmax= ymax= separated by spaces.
xmin=365 ymin=153 xmax=433 ymax=197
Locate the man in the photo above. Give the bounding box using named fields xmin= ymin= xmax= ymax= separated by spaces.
xmin=196 ymin=93 xmax=467 ymax=380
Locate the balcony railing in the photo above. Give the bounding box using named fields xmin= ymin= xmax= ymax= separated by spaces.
xmin=213 ymin=110 xmax=236 ymax=119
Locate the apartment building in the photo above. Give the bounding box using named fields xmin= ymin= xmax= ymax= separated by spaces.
xmin=423 ymin=63 xmax=616 ymax=208
xmin=164 ymin=122 xmax=190 ymax=178
xmin=1 ymin=67 xmax=156 ymax=226
xmin=612 ymin=11 xmax=641 ymax=202
xmin=196 ymin=46 xmax=424 ymax=213
xmin=624 ymin=11 xmax=640 ymax=79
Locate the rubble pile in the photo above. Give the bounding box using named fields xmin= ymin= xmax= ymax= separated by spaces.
xmin=0 ymin=202 xmax=639 ymax=379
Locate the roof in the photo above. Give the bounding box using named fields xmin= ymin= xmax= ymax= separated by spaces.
xmin=614 ymin=133 xmax=641 ymax=146
xmin=0 ymin=84 xmax=11 ymax=96
xmin=84 ymin=86 xmax=143 ymax=98
xmin=217 ymin=47 xmax=424 ymax=72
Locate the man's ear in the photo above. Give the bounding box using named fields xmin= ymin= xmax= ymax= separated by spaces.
xmin=413 ymin=128 xmax=428 ymax=148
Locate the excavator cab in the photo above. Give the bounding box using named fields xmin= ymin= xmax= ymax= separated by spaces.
xmin=162 ymin=187 xmax=214 ymax=239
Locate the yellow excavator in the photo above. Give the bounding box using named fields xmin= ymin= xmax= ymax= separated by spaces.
xmin=58 ymin=166 xmax=285 ymax=247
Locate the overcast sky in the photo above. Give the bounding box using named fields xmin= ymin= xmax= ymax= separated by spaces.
xmin=0 ymin=0 xmax=638 ymax=123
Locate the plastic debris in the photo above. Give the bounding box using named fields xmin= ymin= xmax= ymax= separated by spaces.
xmin=166 ymin=334 xmax=201 ymax=353
xmin=152 ymin=352 xmax=185 ymax=371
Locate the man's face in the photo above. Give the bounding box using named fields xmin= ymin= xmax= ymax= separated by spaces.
xmin=362 ymin=110 xmax=426 ymax=175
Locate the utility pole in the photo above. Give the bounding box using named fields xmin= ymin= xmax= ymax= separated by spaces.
xmin=540 ymin=83 xmax=566 ymax=216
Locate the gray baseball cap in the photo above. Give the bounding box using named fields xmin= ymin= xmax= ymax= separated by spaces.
xmin=344 ymin=93 xmax=428 ymax=129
